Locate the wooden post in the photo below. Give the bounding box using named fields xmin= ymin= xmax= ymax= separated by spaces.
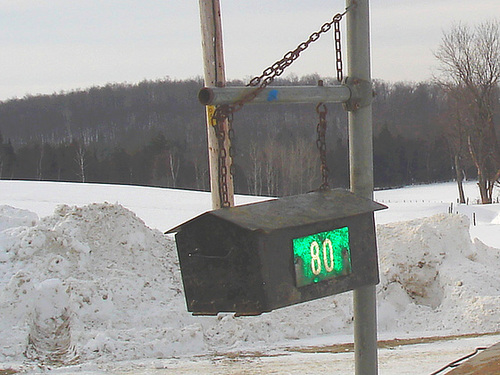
xmin=199 ymin=0 xmax=234 ymax=209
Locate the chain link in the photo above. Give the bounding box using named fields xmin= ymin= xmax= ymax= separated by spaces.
xmin=316 ymin=103 xmax=330 ymax=190
xmin=247 ymin=8 xmax=349 ymax=90
xmin=334 ymin=18 xmax=343 ymax=82
xmin=213 ymin=105 xmax=233 ymax=207
xmin=212 ymin=4 xmax=353 ymax=205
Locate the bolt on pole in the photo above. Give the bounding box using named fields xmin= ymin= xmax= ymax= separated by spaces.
xmin=346 ymin=0 xmax=378 ymax=374
xmin=199 ymin=0 xmax=234 ymax=209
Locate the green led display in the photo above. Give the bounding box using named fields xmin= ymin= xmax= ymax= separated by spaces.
xmin=293 ymin=227 xmax=352 ymax=287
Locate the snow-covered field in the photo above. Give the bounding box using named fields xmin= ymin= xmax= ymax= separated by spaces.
xmin=0 ymin=180 xmax=499 ymax=374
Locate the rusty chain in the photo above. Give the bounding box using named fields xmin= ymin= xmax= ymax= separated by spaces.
xmin=212 ymin=4 xmax=354 ymax=205
xmin=211 ymin=105 xmax=234 ymax=207
xmin=334 ymin=17 xmax=344 ymax=82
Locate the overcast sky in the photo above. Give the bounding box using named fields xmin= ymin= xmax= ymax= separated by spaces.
xmin=1 ymin=0 xmax=498 ymax=101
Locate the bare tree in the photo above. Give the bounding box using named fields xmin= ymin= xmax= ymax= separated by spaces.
xmin=246 ymin=141 xmax=263 ymax=196
xmin=37 ymin=145 xmax=45 ymax=181
xmin=168 ymin=150 xmax=180 ymax=188
xmin=279 ymin=138 xmax=319 ymax=196
xmin=75 ymin=141 xmax=86 ymax=183
xmin=435 ymin=20 xmax=500 ymax=203
xmin=193 ymin=151 xmax=209 ymax=191
xmin=62 ymin=108 xmax=73 ymax=143
xmin=438 ymin=88 xmax=470 ymax=204
xmin=263 ymin=137 xmax=281 ymax=196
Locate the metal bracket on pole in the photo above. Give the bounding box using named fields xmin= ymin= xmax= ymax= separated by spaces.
xmin=342 ymin=76 xmax=373 ymax=112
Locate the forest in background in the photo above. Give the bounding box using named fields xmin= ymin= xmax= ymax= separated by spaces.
xmin=0 ymin=75 xmax=496 ymax=196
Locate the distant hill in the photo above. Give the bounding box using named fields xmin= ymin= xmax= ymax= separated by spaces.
xmin=0 ymin=78 xmax=205 ymax=149
xmin=0 ymin=76 xmax=471 ymax=192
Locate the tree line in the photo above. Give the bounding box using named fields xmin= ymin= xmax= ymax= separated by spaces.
xmin=0 ymin=77 xmax=473 ymax=196
xmin=1 ymin=18 xmax=499 ymax=201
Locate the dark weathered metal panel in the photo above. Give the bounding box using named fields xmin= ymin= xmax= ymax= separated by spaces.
xmin=210 ymin=189 xmax=386 ymax=233
xmin=175 ymin=215 xmax=267 ymax=315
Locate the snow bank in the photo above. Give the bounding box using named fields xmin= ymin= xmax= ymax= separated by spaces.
xmin=0 ymin=203 xmax=187 ymax=364
xmin=0 ymin=205 xmax=38 ymax=232
xmin=1 ymin=204 xmax=499 ymax=367
xmin=377 ymin=214 xmax=500 ymax=334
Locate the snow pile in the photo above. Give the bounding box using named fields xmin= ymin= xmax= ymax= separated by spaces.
xmin=25 ymin=278 xmax=78 ymax=365
xmin=493 ymin=211 xmax=500 ymax=224
xmin=377 ymin=214 xmax=500 ymax=334
xmin=1 ymin=203 xmax=499 ymax=367
xmin=0 ymin=203 xmax=188 ymax=364
xmin=0 ymin=205 xmax=38 ymax=232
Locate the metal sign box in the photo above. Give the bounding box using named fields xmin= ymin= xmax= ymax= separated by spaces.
xmin=167 ymin=189 xmax=387 ymax=316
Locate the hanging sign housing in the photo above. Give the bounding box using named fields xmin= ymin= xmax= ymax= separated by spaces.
xmin=167 ymin=189 xmax=386 ymax=316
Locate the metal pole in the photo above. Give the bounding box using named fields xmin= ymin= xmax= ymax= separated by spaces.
xmin=199 ymin=0 xmax=234 ymax=209
xmin=346 ymin=0 xmax=378 ymax=374
xmin=198 ymin=85 xmax=351 ymax=106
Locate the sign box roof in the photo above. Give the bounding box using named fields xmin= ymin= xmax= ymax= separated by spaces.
xmin=167 ymin=188 xmax=386 ymax=234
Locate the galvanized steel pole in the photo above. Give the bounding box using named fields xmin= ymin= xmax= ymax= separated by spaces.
xmin=346 ymin=0 xmax=378 ymax=374
xmin=198 ymin=85 xmax=351 ymax=106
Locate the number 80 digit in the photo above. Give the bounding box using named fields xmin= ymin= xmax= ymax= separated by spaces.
xmin=310 ymin=239 xmax=335 ymax=276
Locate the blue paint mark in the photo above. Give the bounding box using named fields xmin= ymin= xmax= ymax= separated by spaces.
xmin=267 ymin=89 xmax=278 ymax=102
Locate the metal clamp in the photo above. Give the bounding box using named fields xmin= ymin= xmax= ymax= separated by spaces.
xmin=343 ymin=76 xmax=374 ymax=112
